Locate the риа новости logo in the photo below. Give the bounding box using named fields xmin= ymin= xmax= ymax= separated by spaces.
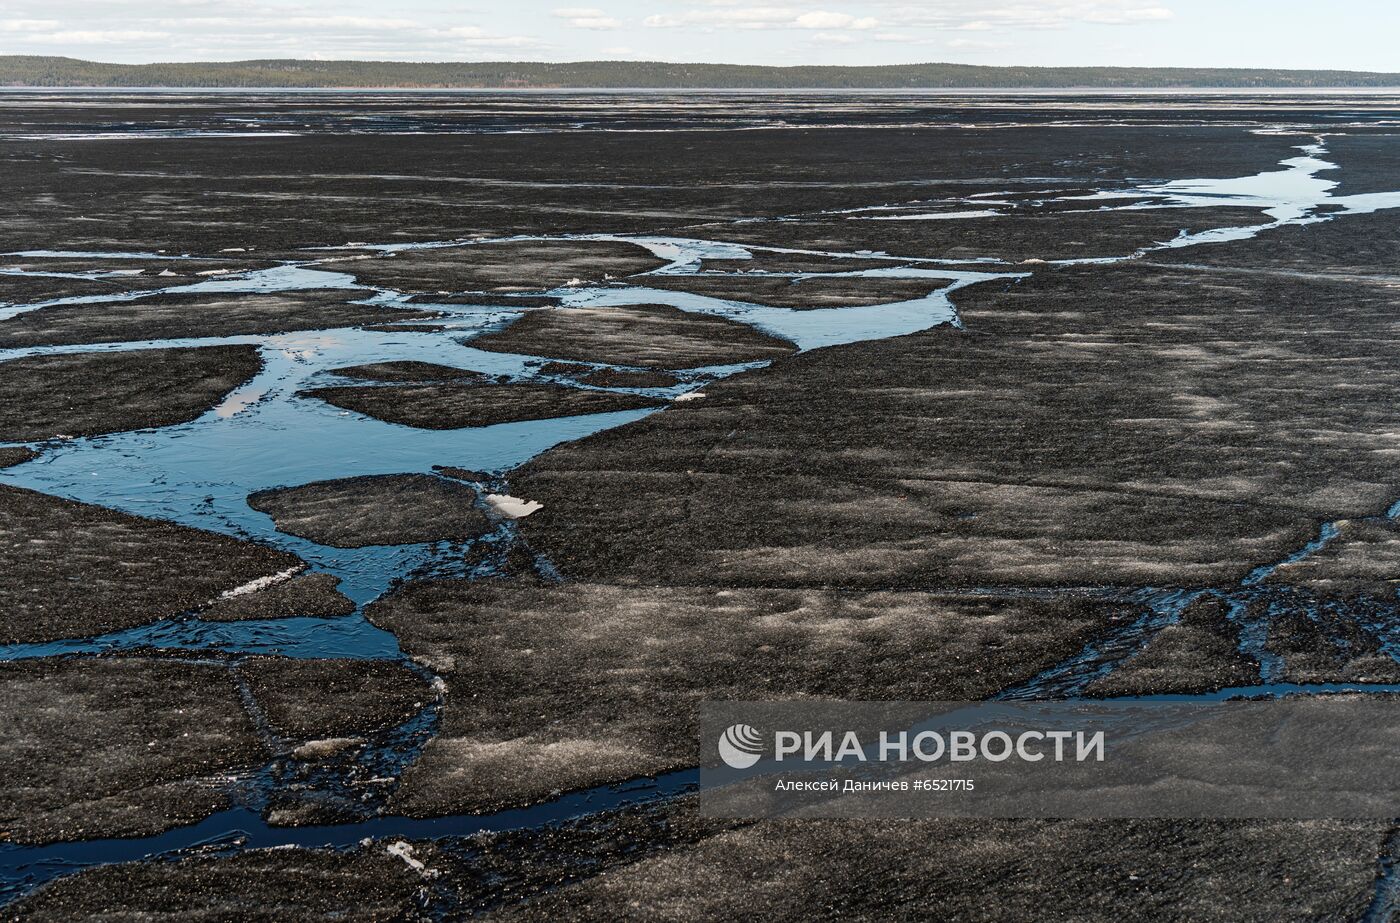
xmin=718 ymin=723 xmax=764 ymax=769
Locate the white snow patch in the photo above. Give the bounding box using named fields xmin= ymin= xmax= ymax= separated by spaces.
xmin=485 ymin=493 xmax=543 ymax=519
xmin=293 ymin=737 xmax=363 ymax=759
xmin=863 ymin=208 xmax=1003 ymax=222
xmin=219 ymin=565 xmax=304 ymax=599
xmin=386 ymin=841 xmax=438 ymax=878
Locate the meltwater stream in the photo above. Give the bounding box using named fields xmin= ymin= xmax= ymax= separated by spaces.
xmin=817 ymin=136 xmax=1400 ymax=263
xmin=5 ymin=135 xmax=1400 ymax=905
xmin=0 ymin=238 xmax=988 ymax=612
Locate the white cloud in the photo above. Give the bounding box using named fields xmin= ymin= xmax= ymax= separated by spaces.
xmin=553 ymin=7 xmax=621 ymax=30
xmin=441 ymin=26 xmax=546 ymax=47
xmin=812 ymin=33 xmax=858 ymax=45
xmin=281 ymin=17 xmax=425 ymax=31
xmin=793 ymin=12 xmax=878 ymax=29
xmin=0 ymin=20 xmax=61 ymax=32
xmin=646 ymin=7 xmax=878 ymax=31
xmin=0 ymin=0 xmax=1181 ymax=64
xmin=26 ymin=30 xmax=170 ymax=44
xmin=876 ymin=2 xmax=1174 ymax=31
xmin=947 ymin=37 xmax=1012 ymax=50
xmin=828 ymin=0 xmax=1170 ymax=46
xmin=1082 ymin=6 xmax=1174 ymax=23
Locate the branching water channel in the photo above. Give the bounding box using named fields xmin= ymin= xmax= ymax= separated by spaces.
xmin=5 ymin=135 xmax=1400 ymax=910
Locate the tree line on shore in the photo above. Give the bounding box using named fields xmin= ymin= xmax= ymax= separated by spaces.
xmin=3 ymin=56 xmax=1399 ymax=89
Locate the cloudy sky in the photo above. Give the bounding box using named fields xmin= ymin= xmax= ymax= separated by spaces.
xmin=2 ymin=1 xmax=1396 ymax=71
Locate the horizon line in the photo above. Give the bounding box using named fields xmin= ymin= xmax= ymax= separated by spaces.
xmin=3 ymin=56 xmax=1400 ymax=76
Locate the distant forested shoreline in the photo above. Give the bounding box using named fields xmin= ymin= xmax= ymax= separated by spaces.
xmin=3 ymin=56 xmax=1399 ymax=89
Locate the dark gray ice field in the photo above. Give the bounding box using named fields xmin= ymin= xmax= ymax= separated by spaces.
xmin=3 ymin=90 xmax=1400 ymax=920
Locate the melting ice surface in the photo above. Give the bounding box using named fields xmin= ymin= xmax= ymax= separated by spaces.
xmin=4 ymin=130 xmax=1400 ymax=902
xmin=0 ymin=325 xmax=657 ymax=604
xmin=1113 ymin=144 xmax=1343 ymax=222
xmin=6 ymin=134 xmax=1400 ymax=637
xmin=563 ymin=264 xmax=1007 ymax=349
xmin=0 ymin=234 xmax=1008 ymax=656
xmin=2 ymin=135 xmax=1399 ymax=651
xmin=1062 ymin=140 xmax=1400 ymax=256
xmin=0 ymin=613 xmax=403 ymax=662
xmin=807 ymin=138 xmax=1400 ymax=264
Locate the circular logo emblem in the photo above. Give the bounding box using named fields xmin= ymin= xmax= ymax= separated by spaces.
xmin=718 ymin=723 xmax=763 ymax=769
